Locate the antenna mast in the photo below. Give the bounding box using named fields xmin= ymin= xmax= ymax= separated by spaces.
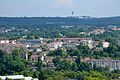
xmin=72 ymin=11 xmax=74 ymax=17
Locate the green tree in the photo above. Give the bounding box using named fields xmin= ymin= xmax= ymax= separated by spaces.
xmin=78 ymin=62 xmax=92 ymax=71
xmin=36 ymin=57 xmax=43 ymax=71
xmin=38 ymin=71 xmax=47 ymax=80
xmin=0 ymin=50 xmax=26 ymax=75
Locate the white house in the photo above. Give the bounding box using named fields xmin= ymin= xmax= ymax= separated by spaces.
xmin=102 ymin=41 xmax=110 ymax=48
xmin=0 ymin=75 xmax=37 ymax=80
xmin=0 ymin=40 xmax=9 ymax=44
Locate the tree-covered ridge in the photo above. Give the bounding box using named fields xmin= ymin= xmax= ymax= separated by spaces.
xmin=0 ymin=16 xmax=120 ymax=26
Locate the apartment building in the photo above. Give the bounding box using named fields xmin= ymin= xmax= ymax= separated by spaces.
xmin=87 ymin=59 xmax=120 ymax=71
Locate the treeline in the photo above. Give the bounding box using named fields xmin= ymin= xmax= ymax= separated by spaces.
xmin=0 ymin=16 xmax=120 ymax=26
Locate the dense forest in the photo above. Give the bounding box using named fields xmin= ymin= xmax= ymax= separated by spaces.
xmin=0 ymin=16 xmax=120 ymax=26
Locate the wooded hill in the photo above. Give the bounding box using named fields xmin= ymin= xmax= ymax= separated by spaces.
xmin=0 ymin=16 xmax=120 ymax=26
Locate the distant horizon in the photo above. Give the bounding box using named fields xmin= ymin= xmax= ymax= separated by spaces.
xmin=0 ymin=15 xmax=120 ymax=18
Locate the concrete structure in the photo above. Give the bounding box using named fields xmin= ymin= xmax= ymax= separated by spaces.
xmin=56 ymin=38 xmax=92 ymax=44
xmin=87 ymin=59 xmax=120 ymax=71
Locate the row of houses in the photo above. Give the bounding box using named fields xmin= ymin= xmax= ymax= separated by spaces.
xmin=0 ymin=40 xmax=16 ymax=44
xmin=80 ymin=29 xmax=105 ymax=35
xmin=31 ymin=54 xmax=120 ymax=71
xmin=0 ymin=38 xmax=110 ymax=50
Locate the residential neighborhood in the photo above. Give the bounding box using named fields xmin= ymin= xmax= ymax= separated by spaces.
xmin=0 ymin=0 xmax=120 ymax=79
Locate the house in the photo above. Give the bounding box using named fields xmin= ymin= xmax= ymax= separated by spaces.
xmin=56 ymin=38 xmax=92 ymax=44
xmin=53 ymin=42 xmax=63 ymax=49
xmin=31 ymin=54 xmax=41 ymax=62
xmin=0 ymin=75 xmax=37 ymax=80
xmin=36 ymin=48 xmax=42 ymax=52
xmin=47 ymin=42 xmax=63 ymax=51
xmin=44 ymin=56 xmax=55 ymax=67
xmin=0 ymin=40 xmax=9 ymax=44
xmin=44 ymin=56 xmax=54 ymax=63
xmin=102 ymin=41 xmax=110 ymax=48
xmin=82 ymin=40 xmax=93 ymax=49
xmin=93 ymin=29 xmax=105 ymax=34
xmin=86 ymin=29 xmax=105 ymax=35
xmin=18 ymin=39 xmax=41 ymax=45
xmin=66 ymin=56 xmax=77 ymax=62
xmin=9 ymin=40 xmax=17 ymax=44
xmin=111 ymin=26 xmax=120 ymax=31
xmin=31 ymin=54 xmax=45 ymax=62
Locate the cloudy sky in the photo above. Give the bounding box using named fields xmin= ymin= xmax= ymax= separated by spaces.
xmin=0 ymin=0 xmax=120 ymax=17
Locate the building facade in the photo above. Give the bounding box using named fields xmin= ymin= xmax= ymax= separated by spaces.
xmin=88 ymin=59 xmax=120 ymax=71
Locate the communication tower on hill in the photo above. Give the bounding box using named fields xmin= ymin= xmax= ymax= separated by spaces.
xmin=72 ymin=11 xmax=74 ymax=17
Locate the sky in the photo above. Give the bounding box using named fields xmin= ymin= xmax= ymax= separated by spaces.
xmin=0 ymin=0 xmax=120 ymax=17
